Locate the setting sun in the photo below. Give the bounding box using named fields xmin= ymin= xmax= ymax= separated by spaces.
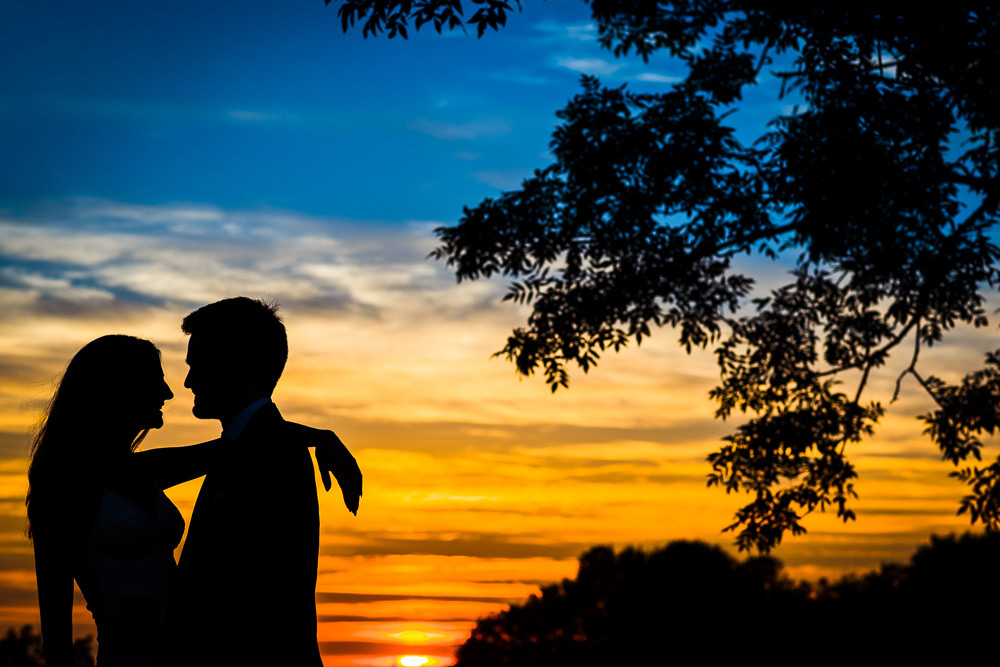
xmin=399 ymin=657 xmax=430 ymax=667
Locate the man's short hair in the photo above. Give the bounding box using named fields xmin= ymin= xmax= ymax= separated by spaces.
xmin=182 ymin=297 xmax=288 ymax=391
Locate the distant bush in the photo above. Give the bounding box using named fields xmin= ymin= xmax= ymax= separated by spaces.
xmin=0 ymin=626 xmax=95 ymax=667
xmin=455 ymin=533 xmax=1000 ymax=665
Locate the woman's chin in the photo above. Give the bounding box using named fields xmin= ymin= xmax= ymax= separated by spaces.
xmin=146 ymin=411 xmax=164 ymax=430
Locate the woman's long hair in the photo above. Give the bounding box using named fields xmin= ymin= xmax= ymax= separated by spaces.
xmin=26 ymin=335 xmax=163 ymax=540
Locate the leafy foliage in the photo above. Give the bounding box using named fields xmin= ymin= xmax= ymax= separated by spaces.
xmin=333 ymin=2 xmax=1000 ymax=550
xmin=921 ymin=351 xmax=1000 ymax=527
xmin=455 ymin=533 xmax=1000 ymax=665
xmin=328 ymin=0 xmax=520 ymax=38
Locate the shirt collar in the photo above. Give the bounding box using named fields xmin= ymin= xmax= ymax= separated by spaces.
xmin=221 ymin=397 xmax=272 ymax=441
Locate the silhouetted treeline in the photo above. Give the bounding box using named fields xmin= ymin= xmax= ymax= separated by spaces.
xmin=0 ymin=627 xmax=94 ymax=667
xmin=456 ymin=533 xmax=1000 ymax=665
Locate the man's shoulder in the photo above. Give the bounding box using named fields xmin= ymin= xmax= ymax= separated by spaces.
xmin=240 ymin=401 xmax=283 ymax=433
xmin=237 ymin=404 xmax=300 ymax=453
xmin=227 ymin=405 xmax=318 ymax=492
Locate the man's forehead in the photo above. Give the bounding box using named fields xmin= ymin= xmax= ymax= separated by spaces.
xmin=186 ymin=334 xmax=223 ymax=363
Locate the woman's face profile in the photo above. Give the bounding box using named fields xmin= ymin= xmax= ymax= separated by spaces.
xmin=118 ymin=358 xmax=174 ymax=431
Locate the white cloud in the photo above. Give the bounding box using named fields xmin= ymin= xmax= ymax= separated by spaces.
xmin=408 ymin=117 xmax=512 ymax=141
xmin=0 ymin=199 xmax=508 ymax=324
xmin=565 ymin=24 xmax=598 ymax=41
xmin=555 ymin=57 xmax=624 ymax=76
xmin=635 ymin=72 xmax=681 ymax=84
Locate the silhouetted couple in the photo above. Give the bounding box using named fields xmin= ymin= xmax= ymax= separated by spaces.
xmin=28 ymin=297 xmax=362 ymax=666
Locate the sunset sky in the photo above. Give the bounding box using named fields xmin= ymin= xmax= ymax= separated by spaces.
xmin=0 ymin=2 xmax=993 ymax=665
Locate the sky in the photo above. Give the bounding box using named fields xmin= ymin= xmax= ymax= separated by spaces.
xmin=0 ymin=1 xmax=992 ymax=665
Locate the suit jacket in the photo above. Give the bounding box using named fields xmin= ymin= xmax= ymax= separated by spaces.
xmin=169 ymin=404 xmax=322 ymax=666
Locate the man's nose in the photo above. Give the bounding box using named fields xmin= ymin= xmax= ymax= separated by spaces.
xmin=184 ymin=369 xmax=193 ymax=389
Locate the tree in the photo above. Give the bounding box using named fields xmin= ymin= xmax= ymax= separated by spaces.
xmin=329 ymin=2 xmax=1000 ymax=551
xmin=453 ymin=533 xmax=1000 ymax=665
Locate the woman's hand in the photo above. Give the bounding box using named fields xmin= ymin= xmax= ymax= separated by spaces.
xmin=285 ymin=423 xmax=362 ymax=514
xmin=315 ymin=430 xmax=362 ymax=515
xmin=33 ymin=530 xmax=76 ymax=667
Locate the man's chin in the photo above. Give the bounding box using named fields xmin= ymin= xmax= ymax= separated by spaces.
xmin=191 ymin=403 xmax=216 ymax=420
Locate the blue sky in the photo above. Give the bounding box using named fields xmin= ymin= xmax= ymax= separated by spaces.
xmin=1 ymin=0 xmax=702 ymax=221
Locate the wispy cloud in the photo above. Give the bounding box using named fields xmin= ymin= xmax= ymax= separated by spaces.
xmin=225 ymin=110 xmax=299 ymax=123
xmin=555 ymin=57 xmax=624 ymax=76
xmin=533 ymin=21 xmax=598 ymax=43
xmin=635 ymin=72 xmax=682 ymax=84
xmin=408 ymin=118 xmax=512 ymax=141
xmin=473 ymin=169 xmax=530 ymax=191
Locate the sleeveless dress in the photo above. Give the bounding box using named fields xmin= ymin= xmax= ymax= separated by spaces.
xmin=73 ymin=483 xmax=185 ymax=666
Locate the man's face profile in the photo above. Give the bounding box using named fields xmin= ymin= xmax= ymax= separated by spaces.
xmin=184 ymin=333 xmax=237 ymax=421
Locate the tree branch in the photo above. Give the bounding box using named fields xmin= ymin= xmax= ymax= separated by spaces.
xmin=892 ymin=317 xmax=922 ymax=403
xmin=910 ymin=368 xmax=947 ymax=411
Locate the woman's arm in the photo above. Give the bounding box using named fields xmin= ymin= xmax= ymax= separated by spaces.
xmin=132 ymin=439 xmax=224 ymax=489
xmin=33 ymin=531 xmax=75 ymax=667
xmin=284 ymin=423 xmax=362 ymax=515
xmin=133 ymin=426 xmax=361 ymax=509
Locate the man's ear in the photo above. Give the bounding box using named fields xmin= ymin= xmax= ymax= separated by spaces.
xmin=227 ymin=346 xmax=269 ymax=393
xmin=223 ymin=351 xmax=249 ymax=382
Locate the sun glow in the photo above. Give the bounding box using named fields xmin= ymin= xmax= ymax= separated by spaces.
xmin=399 ymin=657 xmax=430 ymax=667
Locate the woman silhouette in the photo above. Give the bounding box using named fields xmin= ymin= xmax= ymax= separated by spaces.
xmin=28 ymin=336 xmax=181 ymax=666
xmin=26 ymin=335 xmax=354 ymax=666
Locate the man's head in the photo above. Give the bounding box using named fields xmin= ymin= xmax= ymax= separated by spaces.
xmin=182 ymin=297 xmax=288 ymax=421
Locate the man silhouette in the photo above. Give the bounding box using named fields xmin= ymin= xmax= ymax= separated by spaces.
xmin=160 ymin=297 xmax=351 ymax=665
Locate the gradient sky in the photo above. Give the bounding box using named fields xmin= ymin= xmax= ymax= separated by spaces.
xmin=0 ymin=2 xmax=992 ymax=665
